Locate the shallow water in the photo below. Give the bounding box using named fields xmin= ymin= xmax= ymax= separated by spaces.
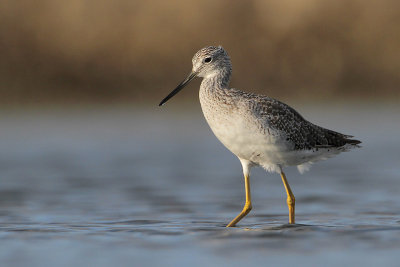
xmin=0 ymin=103 xmax=399 ymax=266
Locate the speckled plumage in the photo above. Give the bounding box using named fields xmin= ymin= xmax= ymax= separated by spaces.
xmin=160 ymin=45 xmax=361 ymax=174
xmin=225 ymin=89 xmax=358 ymax=150
xmin=187 ymin=46 xmax=361 ymax=173
xmin=160 ymin=45 xmax=361 ymax=226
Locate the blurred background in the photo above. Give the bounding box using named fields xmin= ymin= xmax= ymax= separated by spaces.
xmin=1 ymin=0 xmax=399 ymax=105
xmin=1 ymin=1 xmax=400 ymax=266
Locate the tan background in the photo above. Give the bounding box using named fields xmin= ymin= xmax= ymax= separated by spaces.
xmin=1 ymin=0 xmax=399 ymax=104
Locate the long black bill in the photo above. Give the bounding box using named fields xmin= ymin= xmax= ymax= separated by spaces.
xmin=159 ymin=72 xmax=197 ymax=106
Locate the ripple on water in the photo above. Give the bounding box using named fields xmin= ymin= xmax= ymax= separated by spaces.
xmin=0 ymin=106 xmax=400 ymax=266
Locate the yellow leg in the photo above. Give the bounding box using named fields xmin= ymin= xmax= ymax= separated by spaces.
xmin=226 ymin=173 xmax=252 ymax=227
xmin=280 ymin=171 xmax=295 ymax=224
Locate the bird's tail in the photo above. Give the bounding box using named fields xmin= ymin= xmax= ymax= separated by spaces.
xmin=316 ymin=128 xmax=361 ymax=149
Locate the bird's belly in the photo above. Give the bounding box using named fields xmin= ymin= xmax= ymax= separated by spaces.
xmin=209 ymin=121 xmax=318 ymax=169
xmin=202 ymin=109 xmax=290 ymax=166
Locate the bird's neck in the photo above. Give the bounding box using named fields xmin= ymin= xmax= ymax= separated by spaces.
xmin=200 ymin=69 xmax=231 ymax=92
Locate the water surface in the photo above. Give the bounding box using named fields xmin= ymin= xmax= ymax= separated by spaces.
xmin=0 ymin=103 xmax=399 ymax=266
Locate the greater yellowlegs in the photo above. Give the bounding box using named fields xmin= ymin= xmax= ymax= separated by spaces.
xmin=159 ymin=46 xmax=361 ymax=227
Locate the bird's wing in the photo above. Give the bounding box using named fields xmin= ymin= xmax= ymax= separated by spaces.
xmin=233 ymin=89 xmax=359 ymax=150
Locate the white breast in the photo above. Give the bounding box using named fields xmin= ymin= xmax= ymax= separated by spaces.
xmin=199 ymin=89 xmax=291 ymax=171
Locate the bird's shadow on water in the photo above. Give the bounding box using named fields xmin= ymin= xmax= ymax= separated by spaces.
xmin=189 ymin=221 xmax=325 ymax=233
xmin=180 ymin=218 xmax=400 ymax=240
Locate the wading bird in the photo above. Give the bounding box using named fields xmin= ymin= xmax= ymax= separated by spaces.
xmin=159 ymin=46 xmax=361 ymax=227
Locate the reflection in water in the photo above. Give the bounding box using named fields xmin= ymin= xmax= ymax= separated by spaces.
xmin=0 ymin=104 xmax=399 ymax=266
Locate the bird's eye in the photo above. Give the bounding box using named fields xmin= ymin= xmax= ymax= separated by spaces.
xmin=204 ymin=57 xmax=212 ymax=63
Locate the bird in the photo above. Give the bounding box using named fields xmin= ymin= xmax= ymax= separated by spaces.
xmin=159 ymin=46 xmax=361 ymax=227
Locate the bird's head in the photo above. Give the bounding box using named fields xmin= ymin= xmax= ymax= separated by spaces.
xmin=159 ymin=46 xmax=231 ymax=106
